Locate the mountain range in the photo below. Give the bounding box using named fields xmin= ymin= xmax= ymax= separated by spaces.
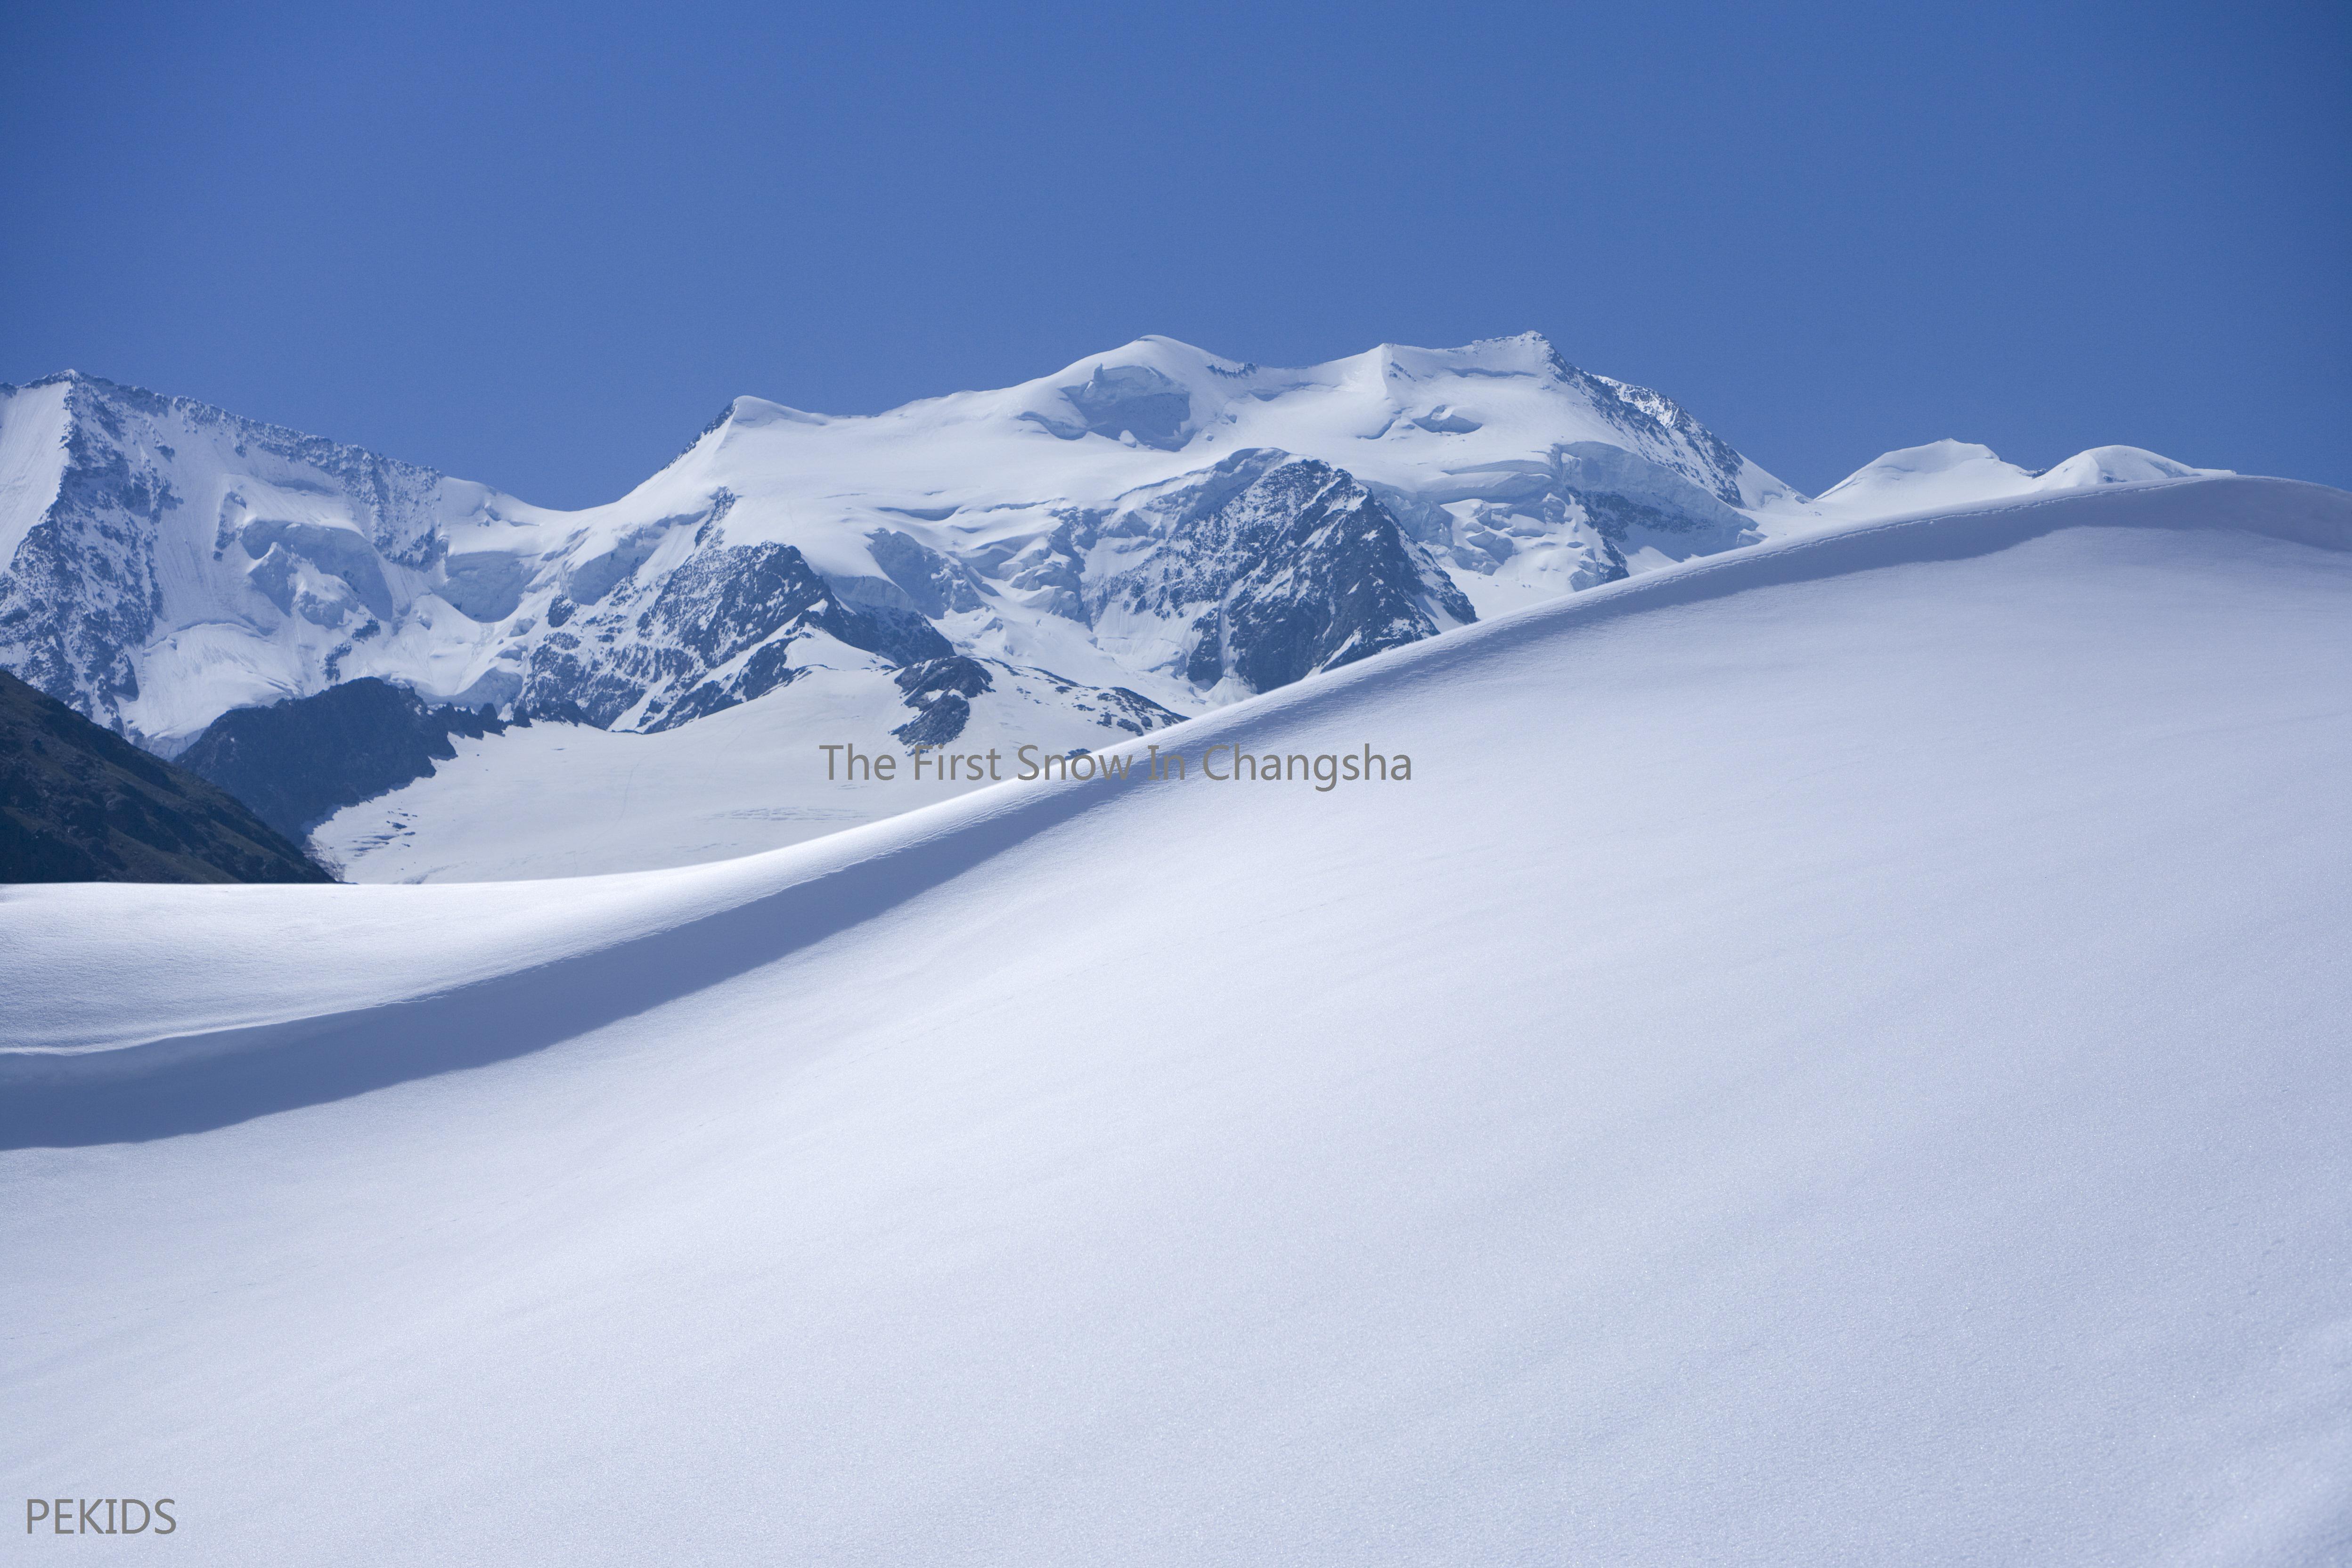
xmin=0 ymin=336 xmax=2224 ymax=878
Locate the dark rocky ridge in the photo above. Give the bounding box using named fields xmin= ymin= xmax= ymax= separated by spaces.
xmin=179 ymin=678 xmax=515 ymax=840
xmin=523 ymin=539 xmax=954 ymax=733
xmin=891 ymin=656 xmax=996 ymax=748
xmin=888 ymin=656 xmax=1187 ymax=750
xmin=0 ymin=669 xmax=335 ymax=884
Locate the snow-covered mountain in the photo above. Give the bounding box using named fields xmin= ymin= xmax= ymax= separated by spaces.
xmin=0 ymin=342 xmax=2239 ymax=879
xmin=0 ymin=336 xmax=1792 ymax=752
xmin=1788 ymin=438 xmax=2231 ymax=526
xmin=8 ymin=475 xmax=2349 ymax=1563
xmin=307 ymin=657 xmax=1188 ymax=882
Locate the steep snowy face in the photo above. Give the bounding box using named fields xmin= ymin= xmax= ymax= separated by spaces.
xmin=0 ymin=378 xmax=985 ymax=748
xmin=0 ymin=374 xmax=550 ymax=747
xmin=0 ymin=379 xmax=73 ymax=571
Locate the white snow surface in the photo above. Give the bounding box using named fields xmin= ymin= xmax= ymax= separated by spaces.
xmin=1773 ymin=437 xmax=2233 ymax=532
xmin=0 ymin=377 xmax=72 ymax=569
xmin=311 ymin=373 xmax=2231 ymax=884
xmin=609 ymin=332 xmax=1794 ymax=593
xmin=312 ymin=660 xmax=1179 ymax=882
xmin=6 ymin=475 xmax=2351 ymax=1564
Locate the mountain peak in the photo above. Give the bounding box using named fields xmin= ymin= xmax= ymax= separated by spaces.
xmin=1804 ymin=439 xmax=2227 ymax=522
xmin=1045 ymin=335 xmax=1254 ymax=387
xmin=0 ymin=337 xmax=1877 ymax=750
xmin=723 ymin=395 xmax=827 ymax=430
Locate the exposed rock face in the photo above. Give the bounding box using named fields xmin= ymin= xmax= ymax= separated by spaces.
xmin=524 ymin=540 xmax=953 ymax=733
xmin=0 ymin=670 xmax=335 ymax=884
xmin=891 ymin=656 xmax=996 ymax=748
xmin=177 ymin=678 xmax=514 ymax=841
xmin=1086 ymin=451 xmax=1477 ymax=697
xmin=890 ymin=656 xmax=1184 ymax=749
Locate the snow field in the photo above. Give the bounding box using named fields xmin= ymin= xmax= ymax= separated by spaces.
xmin=3 ymin=476 xmax=2349 ymax=1565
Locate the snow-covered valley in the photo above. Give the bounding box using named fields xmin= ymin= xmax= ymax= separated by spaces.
xmin=311 ymin=658 xmax=1184 ymax=882
xmin=6 ymin=474 xmax=2349 ymax=1563
xmin=307 ymin=433 xmax=2250 ymax=883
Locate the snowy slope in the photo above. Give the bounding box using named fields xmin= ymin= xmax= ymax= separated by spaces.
xmin=6 ymin=475 xmax=2349 ymax=1564
xmin=0 ymin=372 xmax=557 ymax=744
xmin=1766 ymin=438 xmax=2233 ymax=532
xmin=312 ymin=658 xmax=1188 ymax=882
xmin=316 ymin=438 xmax=2247 ymax=884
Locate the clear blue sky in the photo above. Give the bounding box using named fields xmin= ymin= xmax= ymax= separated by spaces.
xmin=4 ymin=0 xmax=2345 ymax=507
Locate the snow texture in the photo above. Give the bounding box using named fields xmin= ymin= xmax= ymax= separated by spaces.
xmin=313 ymin=658 xmax=1186 ymax=882
xmin=4 ymin=474 xmax=2349 ymax=1565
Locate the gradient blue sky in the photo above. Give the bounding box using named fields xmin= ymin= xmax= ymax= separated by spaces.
xmin=4 ymin=0 xmax=2345 ymax=507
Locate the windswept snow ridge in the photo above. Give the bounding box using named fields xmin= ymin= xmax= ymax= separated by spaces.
xmin=4 ymin=475 xmax=2349 ymax=1563
xmin=1781 ymin=437 xmax=2233 ymax=529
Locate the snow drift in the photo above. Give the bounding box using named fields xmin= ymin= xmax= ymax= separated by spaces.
xmin=4 ymin=475 xmax=2349 ymax=1565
